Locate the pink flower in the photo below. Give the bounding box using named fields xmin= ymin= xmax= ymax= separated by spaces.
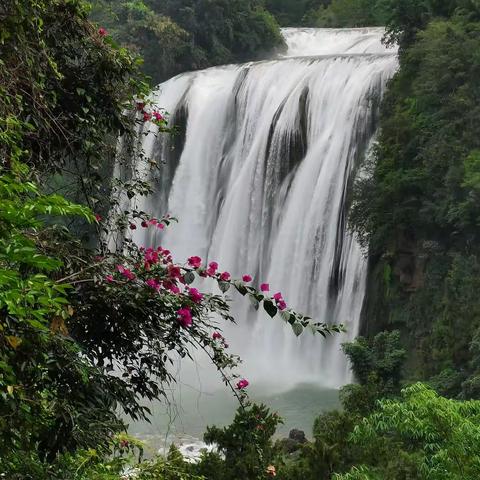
xmin=157 ymin=223 xmax=165 ymax=230
xmin=260 ymin=283 xmax=270 ymax=292
xmin=124 ymin=270 xmax=135 ymax=281
xmin=212 ymin=332 xmax=223 ymax=340
xmin=145 ymin=248 xmax=159 ymax=265
xmin=188 ymin=256 xmax=202 ymax=268
xmin=143 ymin=112 xmax=152 ymax=122
xmin=177 ymin=307 xmax=192 ymax=328
xmin=272 ymin=292 xmax=287 ymax=310
xmin=117 ymin=265 xmax=135 ymax=281
xmin=220 ymin=271 xmax=231 ymax=281
xmin=105 ymin=275 xmax=114 ymax=283
xmin=136 ymin=102 xmax=145 ymax=111
xmin=98 ymin=27 xmax=107 ymax=37
xmin=189 ymin=288 xmax=203 ymax=303
xmin=148 ymin=218 xmax=158 ymax=225
xmin=236 ymin=379 xmax=249 ymax=390
xmin=153 ymin=111 xmax=164 ymax=121
xmin=94 ymin=213 xmax=102 ymax=222
xmin=277 ymin=300 xmax=287 ymax=311
xmin=242 ymin=275 xmax=252 ymax=282
xmin=164 ymin=281 xmax=180 ymax=294
xmin=206 ymin=261 xmax=219 ymax=277
xmin=141 ymin=221 xmax=148 ymax=228
xmin=129 ymin=223 xmax=137 ymax=230
xmin=168 ymin=265 xmax=182 ymax=279
xmin=146 ymin=279 xmax=160 ymax=291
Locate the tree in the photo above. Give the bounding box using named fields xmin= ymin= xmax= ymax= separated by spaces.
xmin=311 ymin=0 xmax=388 ymax=28
xmin=196 ymin=404 xmax=283 ymax=480
xmin=350 ymin=7 xmax=480 ymax=398
xmin=90 ymin=0 xmax=286 ymax=84
xmin=338 ymin=383 xmax=480 ymax=479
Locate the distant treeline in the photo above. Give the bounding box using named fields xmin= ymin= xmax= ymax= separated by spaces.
xmin=89 ymin=0 xmax=395 ymax=84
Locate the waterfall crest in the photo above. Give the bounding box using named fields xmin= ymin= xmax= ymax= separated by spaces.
xmin=132 ymin=28 xmax=398 ymax=389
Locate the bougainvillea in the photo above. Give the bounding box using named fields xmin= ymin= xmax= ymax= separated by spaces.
xmin=68 ymin=208 xmax=344 ymax=411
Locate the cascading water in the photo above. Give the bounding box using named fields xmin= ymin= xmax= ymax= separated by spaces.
xmin=130 ymin=28 xmax=398 ymax=392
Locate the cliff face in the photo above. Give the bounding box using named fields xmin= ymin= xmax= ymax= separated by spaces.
xmin=360 ymin=233 xmax=480 ymax=398
xmin=349 ymin=7 xmax=480 ymax=399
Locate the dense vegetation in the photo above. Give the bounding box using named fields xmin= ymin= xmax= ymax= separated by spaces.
xmin=90 ymin=0 xmax=285 ymax=84
xmin=351 ymin=0 xmax=480 ymax=399
xmin=154 ymin=333 xmax=480 ymax=479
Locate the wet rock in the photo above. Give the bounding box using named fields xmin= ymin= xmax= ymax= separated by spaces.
xmin=277 ymin=429 xmax=308 ymax=454
xmin=289 ymin=429 xmax=307 ymax=444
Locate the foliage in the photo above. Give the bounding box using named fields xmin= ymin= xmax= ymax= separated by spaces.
xmin=343 ymin=330 xmax=406 ymax=391
xmin=273 ymin=332 xmax=405 ymax=480
xmin=90 ymin=0 xmax=191 ymax=84
xmin=349 ymin=2 xmax=480 ymax=400
xmin=195 ymin=403 xmax=283 ymax=480
xmin=310 ymin=0 xmax=388 ymax=28
xmin=265 ymin=0 xmax=329 ymax=26
xmin=0 ymin=0 xmax=148 ymax=184
xmin=196 ymin=335 xmax=474 ymax=480
xmin=0 ymin=158 xmax=124 ymax=466
xmin=338 ymin=383 xmax=480 ymax=479
xmin=352 ymin=14 xmax=480 ymax=251
xmin=0 ymin=0 xmax=148 ymax=470
xmin=91 ymin=0 xmax=286 ymax=84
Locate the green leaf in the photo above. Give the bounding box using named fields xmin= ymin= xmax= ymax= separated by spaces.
xmin=292 ymin=323 xmax=303 ymax=337
xmin=184 ymin=271 xmax=195 ymax=285
xmin=234 ymin=281 xmax=248 ymax=296
xmin=249 ymin=294 xmax=259 ymax=310
xmin=218 ymin=281 xmax=230 ymax=293
xmin=263 ymin=299 xmax=277 ymax=318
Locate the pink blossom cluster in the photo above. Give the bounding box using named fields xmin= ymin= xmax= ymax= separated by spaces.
xmin=104 ymin=245 xmax=292 ymax=398
xmin=177 ymin=307 xmax=192 ymax=328
xmin=116 ymin=264 xmax=135 ymax=281
xmin=273 ymin=292 xmax=287 ymax=311
xmin=212 ymin=331 xmax=229 ymax=349
xmin=236 ymin=378 xmax=249 ymax=390
xmin=134 ymin=217 xmax=166 ymax=231
xmin=135 ymin=102 xmax=165 ymax=125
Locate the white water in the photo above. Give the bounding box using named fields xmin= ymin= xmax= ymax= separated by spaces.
xmin=130 ymin=28 xmax=398 ymax=391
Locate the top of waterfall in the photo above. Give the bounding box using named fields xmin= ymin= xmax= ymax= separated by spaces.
xmin=281 ymin=27 xmax=397 ymax=58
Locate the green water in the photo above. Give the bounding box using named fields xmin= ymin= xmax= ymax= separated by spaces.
xmin=128 ymin=383 xmax=339 ymax=453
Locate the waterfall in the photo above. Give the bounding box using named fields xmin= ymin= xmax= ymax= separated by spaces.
xmin=131 ymin=28 xmax=398 ymax=390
